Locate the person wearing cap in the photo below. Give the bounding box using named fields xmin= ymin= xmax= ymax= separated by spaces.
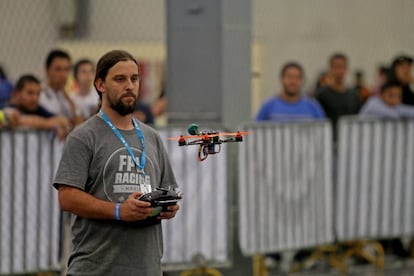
xmin=390 ymin=55 xmax=414 ymax=106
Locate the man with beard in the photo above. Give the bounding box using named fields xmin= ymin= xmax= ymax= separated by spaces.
xmin=53 ymin=50 xmax=179 ymax=276
xmin=256 ymin=62 xmax=325 ymax=121
xmin=256 ymin=62 xmax=324 ymax=269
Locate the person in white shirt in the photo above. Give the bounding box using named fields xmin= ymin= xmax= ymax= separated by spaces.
xmin=39 ymin=49 xmax=83 ymax=127
xmin=70 ymin=59 xmax=100 ymax=119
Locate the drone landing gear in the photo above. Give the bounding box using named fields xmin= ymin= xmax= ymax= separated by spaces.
xmin=198 ymin=144 xmax=221 ymax=162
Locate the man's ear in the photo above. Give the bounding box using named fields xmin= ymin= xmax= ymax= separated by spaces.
xmin=95 ymin=79 xmax=105 ymax=94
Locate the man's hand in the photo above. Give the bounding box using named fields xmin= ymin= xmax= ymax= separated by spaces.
xmin=50 ymin=115 xmax=71 ymax=140
xmin=158 ymin=204 xmax=180 ymax=220
xmin=51 ymin=115 xmax=71 ymax=129
xmin=2 ymin=108 xmax=20 ymax=128
xmin=120 ymin=192 xmax=154 ymax=221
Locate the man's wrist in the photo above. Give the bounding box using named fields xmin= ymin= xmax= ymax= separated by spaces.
xmin=115 ymin=203 xmax=121 ymax=220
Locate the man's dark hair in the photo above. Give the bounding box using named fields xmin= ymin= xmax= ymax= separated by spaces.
xmin=94 ymin=50 xmax=139 ymax=99
xmin=380 ymin=81 xmax=401 ymax=94
xmin=280 ymin=62 xmax=304 ymax=78
xmin=45 ymin=49 xmax=71 ymax=69
xmin=73 ymin=59 xmax=94 ymax=80
xmin=329 ymin=52 xmax=348 ymax=66
xmin=15 ymin=74 xmax=40 ymax=91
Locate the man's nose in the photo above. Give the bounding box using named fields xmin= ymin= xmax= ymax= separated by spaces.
xmin=127 ymin=78 xmax=137 ymax=89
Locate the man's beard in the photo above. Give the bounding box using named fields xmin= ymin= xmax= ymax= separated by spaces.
xmin=108 ymin=92 xmax=137 ymax=116
xmin=284 ymin=87 xmax=299 ymax=98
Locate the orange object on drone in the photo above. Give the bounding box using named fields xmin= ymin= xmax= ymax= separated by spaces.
xmin=168 ymin=124 xmax=251 ymax=162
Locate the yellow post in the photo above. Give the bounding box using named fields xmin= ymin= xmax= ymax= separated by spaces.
xmin=252 ymin=254 xmax=268 ymax=276
xmin=180 ymin=267 xmax=223 ymax=276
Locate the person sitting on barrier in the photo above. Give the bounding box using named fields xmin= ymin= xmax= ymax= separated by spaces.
xmin=359 ymin=81 xmax=414 ymax=119
xmin=53 ymin=50 xmax=180 ymax=276
xmin=9 ymin=74 xmax=71 ymax=139
xmin=256 ymin=61 xmax=325 ymax=122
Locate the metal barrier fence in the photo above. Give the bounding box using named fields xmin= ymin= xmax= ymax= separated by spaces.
xmin=159 ymin=128 xmax=229 ymax=267
xmin=335 ymin=117 xmax=414 ymax=241
xmin=0 ymin=130 xmax=62 ymax=274
xmin=0 ymin=127 xmax=229 ymax=274
xmin=4 ymin=119 xmax=414 ymax=273
xmin=238 ymin=121 xmax=334 ymax=255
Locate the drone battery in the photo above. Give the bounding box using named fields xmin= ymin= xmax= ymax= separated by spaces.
xmin=207 ymin=144 xmax=220 ymax=154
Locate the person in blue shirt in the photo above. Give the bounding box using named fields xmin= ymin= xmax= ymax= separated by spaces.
xmin=256 ymin=62 xmax=325 ymax=122
xmin=0 ymin=66 xmax=13 ymax=108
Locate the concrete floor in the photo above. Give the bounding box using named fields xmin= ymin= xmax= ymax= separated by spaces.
xmin=166 ymin=259 xmax=414 ymax=276
xmin=290 ymin=266 xmax=414 ymax=276
xmin=285 ymin=259 xmax=414 ymax=276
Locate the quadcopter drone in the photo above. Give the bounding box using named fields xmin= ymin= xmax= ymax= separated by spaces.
xmin=168 ymin=124 xmax=251 ymax=161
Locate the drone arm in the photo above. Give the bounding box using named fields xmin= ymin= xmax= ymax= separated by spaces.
xmin=186 ymin=139 xmax=204 ymax=146
xmin=221 ymin=136 xmax=243 ymax=143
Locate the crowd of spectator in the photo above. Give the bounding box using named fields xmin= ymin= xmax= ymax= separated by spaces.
xmin=0 ymin=48 xmax=166 ymax=138
xmin=256 ymin=52 xmax=414 ymax=270
xmin=3 ymin=49 xmax=412 ymax=141
xmin=256 ymin=52 xmax=414 ymax=140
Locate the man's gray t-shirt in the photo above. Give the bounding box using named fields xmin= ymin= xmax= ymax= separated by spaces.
xmin=53 ymin=115 xmax=178 ymax=276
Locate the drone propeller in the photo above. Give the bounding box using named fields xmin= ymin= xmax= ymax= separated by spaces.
xmin=168 ymin=131 xmax=251 ymax=140
xmin=217 ymin=131 xmax=252 ymax=136
xmin=168 ymin=135 xmax=197 ymax=140
xmin=167 ymin=135 xmax=209 ymax=140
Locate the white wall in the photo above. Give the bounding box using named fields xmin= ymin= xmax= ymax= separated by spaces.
xmin=253 ymin=0 xmax=414 ymax=106
xmin=86 ymin=0 xmax=165 ymax=42
xmin=0 ymin=0 xmax=59 ymax=81
xmin=1 ymin=0 xmax=414 ymax=113
xmin=0 ymin=0 xmax=165 ymax=81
